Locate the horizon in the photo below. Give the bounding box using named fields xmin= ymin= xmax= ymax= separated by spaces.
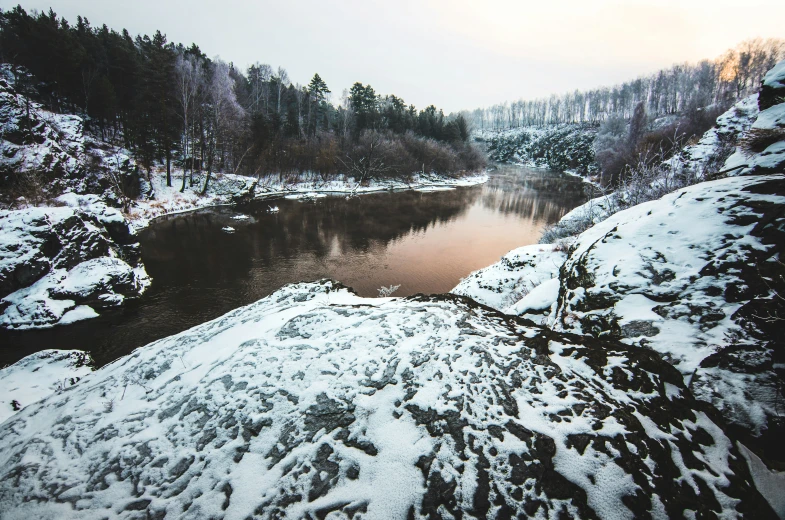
xmin=6 ymin=0 xmax=785 ymax=113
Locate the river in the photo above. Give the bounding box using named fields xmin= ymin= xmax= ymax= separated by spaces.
xmin=1 ymin=165 xmax=586 ymax=367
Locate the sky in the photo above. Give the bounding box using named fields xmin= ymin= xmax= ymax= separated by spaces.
xmin=5 ymin=0 xmax=785 ymax=113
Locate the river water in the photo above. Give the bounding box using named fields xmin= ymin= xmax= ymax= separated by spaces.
xmin=2 ymin=165 xmax=586 ymax=367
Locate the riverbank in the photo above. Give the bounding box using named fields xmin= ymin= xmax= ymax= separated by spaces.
xmin=126 ymin=169 xmax=489 ymax=232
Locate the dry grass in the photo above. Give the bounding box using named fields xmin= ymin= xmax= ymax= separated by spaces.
xmin=739 ymin=127 xmax=785 ymax=157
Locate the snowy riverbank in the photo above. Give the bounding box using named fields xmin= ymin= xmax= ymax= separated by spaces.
xmin=126 ymin=169 xmax=489 ymax=232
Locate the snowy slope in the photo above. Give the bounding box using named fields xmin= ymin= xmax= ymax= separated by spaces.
xmin=0 ymin=350 xmax=93 ymax=423
xmin=477 ymin=125 xmax=597 ymax=176
xmin=0 ymin=281 xmax=774 ymax=519
xmin=0 ymin=69 xmax=84 ymax=181
xmin=551 ymin=175 xmax=785 ymax=460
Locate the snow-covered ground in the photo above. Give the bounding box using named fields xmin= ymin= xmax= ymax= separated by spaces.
xmin=0 ymin=280 xmax=772 ymax=518
xmin=0 ymin=349 xmax=93 ymax=424
xmin=454 ymin=173 xmax=785 ymax=480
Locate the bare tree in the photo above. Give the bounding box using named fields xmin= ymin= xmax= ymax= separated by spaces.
xmin=202 ymin=59 xmax=245 ymax=194
xmin=274 ymin=66 xmax=290 ymax=116
xmin=174 ymin=52 xmax=204 ymax=191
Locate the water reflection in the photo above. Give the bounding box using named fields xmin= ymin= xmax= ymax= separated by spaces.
xmin=1 ymin=166 xmax=585 ymax=367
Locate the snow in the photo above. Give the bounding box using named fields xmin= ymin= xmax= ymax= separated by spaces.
xmin=762 ymin=59 xmax=785 ymax=90
xmin=0 ymin=280 xmax=764 ymax=518
xmin=0 ymin=350 xmax=93 ymax=424
xmin=59 ymin=305 xmax=99 ymax=324
xmin=553 ymin=175 xmax=784 ymax=375
xmin=738 ymin=442 xmax=785 ymax=518
xmin=0 ymin=71 xmax=84 ymax=180
xmin=507 ymin=276 xmax=560 ymax=315
xmin=680 ymin=95 xmax=759 ymax=175
xmin=451 ymin=243 xmax=566 ymax=314
xmin=1 ymin=255 xmax=150 ymax=330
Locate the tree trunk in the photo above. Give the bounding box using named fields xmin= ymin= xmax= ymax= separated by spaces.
xmin=166 ymin=150 xmax=172 ymax=187
xmin=202 ymin=146 xmax=214 ymax=195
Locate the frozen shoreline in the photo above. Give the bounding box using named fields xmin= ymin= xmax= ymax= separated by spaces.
xmin=127 ymin=170 xmax=490 ymax=232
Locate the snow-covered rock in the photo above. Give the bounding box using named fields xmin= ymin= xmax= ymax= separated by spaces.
xmin=722 ymin=60 xmax=785 ymax=177
xmin=551 ymin=175 xmax=785 ymax=463
xmin=0 ymin=350 xmax=93 ymax=424
xmin=0 ymin=280 xmax=775 ymax=518
xmin=451 ymin=243 xmax=566 ymax=318
xmin=0 ymin=69 xmax=83 ymax=182
xmin=759 ymin=59 xmax=785 ymax=112
xmin=681 ymin=95 xmax=759 ymax=176
xmin=0 ymin=203 xmax=149 ymax=329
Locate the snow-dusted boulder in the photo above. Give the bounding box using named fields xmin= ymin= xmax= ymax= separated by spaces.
xmin=451 ymin=244 xmax=566 ymax=318
xmin=0 ymin=349 xmax=93 ymax=424
xmin=551 ymin=175 xmax=785 ymax=463
xmin=0 ymin=203 xmax=149 ymax=329
xmin=0 ymin=280 xmax=776 ymax=518
xmin=759 ymin=59 xmax=785 ymax=111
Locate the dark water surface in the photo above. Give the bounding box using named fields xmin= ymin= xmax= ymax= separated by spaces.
xmin=2 ymin=166 xmax=586 ymax=367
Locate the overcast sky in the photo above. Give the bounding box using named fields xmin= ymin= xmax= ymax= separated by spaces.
xmin=7 ymin=0 xmax=785 ymax=112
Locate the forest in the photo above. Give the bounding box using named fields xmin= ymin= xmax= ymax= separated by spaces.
xmin=0 ymin=6 xmax=484 ymax=193
xmin=470 ymin=38 xmax=784 ymax=130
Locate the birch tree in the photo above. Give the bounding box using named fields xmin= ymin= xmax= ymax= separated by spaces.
xmin=174 ymin=52 xmax=203 ymax=191
xmin=202 ymin=59 xmax=245 ymax=194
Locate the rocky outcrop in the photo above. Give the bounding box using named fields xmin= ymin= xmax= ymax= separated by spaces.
xmin=0 ymin=281 xmax=775 ymax=518
xmin=552 ymin=175 xmax=785 ymax=464
xmin=478 ymin=124 xmax=598 ymax=176
xmin=0 ymin=67 xmax=140 ymax=201
xmin=0 ymin=198 xmax=149 ymax=329
xmin=759 ymin=60 xmax=785 ymax=112
xmin=723 ymin=59 xmax=785 ymax=176
xmin=451 ymin=243 xmax=566 ymax=319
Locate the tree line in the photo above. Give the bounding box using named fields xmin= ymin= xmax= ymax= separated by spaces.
xmin=468 ymin=38 xmax=785 ymax=131
xmin=0 ymin=6 xmax=483 ymax=194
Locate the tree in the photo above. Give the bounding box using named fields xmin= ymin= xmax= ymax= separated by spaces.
xmin=174 ymin=52 xmax=203 ymax=189
xmin=307 ymin=73 xmax=330 ymax=135
xmin=202 ymin=59 xmax=245 ymax=194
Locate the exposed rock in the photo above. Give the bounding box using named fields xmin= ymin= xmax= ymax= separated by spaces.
xmin=723 ymin=60 xmax=785 ymax=176
xmin=759 ymin=59 xmax=785 ymax=112
xmin=0 ymin=281 xmax=775 ymax=518
xmin=552 ymin=174 xmax=785 ymax=464
xmin=0 ymin=201 xmax=149 ymax=329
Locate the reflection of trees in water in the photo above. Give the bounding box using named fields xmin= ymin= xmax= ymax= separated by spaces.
xmin=139 ymin=188 xmax=481 ymax=288
xmin=480 ymin=166 xmax=586 ymax=224
xmin=264 ymin=188 xmax=481 ymax=258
